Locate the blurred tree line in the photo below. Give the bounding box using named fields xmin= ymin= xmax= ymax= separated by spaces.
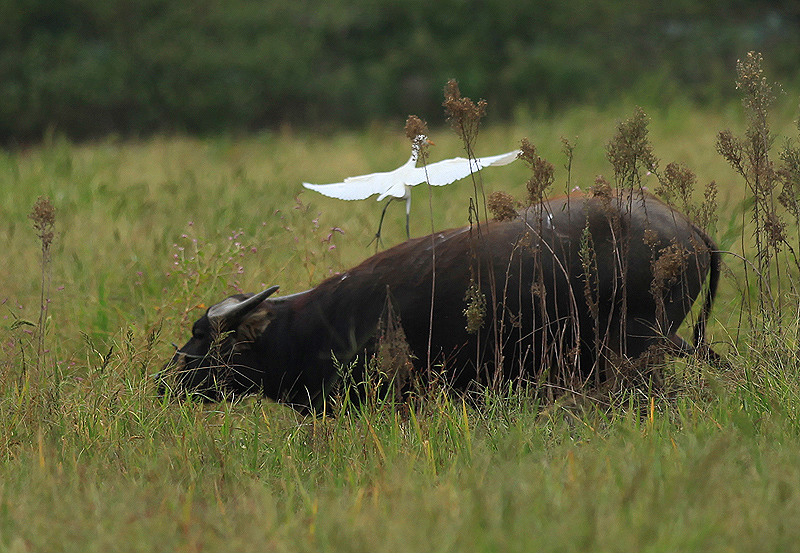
xmin=0 ymin=0 xmax=798 ymax=142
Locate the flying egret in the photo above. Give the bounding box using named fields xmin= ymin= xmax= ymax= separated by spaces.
xmin=302 ymin=135 xmax=520 ymax=239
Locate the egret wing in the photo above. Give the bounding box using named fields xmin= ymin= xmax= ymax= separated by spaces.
xmin=421 ymin=150 xmax=520 ymax=186
xmin=303 ymin=156 xmax=416 ymax=201
xmin=302 ymin=171 xmax=400 ymax=201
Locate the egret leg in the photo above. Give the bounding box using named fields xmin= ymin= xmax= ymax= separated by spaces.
xmin=370 ymin=197 xmax=396 ymax=249
xmin=405 ymin=194 xmax=411 ymax=239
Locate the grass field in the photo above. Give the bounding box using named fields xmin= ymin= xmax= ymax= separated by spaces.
xmin=3 ymin=90 xmax=800 ymax=551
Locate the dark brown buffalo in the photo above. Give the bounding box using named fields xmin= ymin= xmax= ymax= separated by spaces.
xmin=163 ymin=189 xmax=720 ymax=409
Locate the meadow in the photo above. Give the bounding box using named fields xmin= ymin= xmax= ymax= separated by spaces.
xmin=2 ymin=84 xmax=800 ymax=551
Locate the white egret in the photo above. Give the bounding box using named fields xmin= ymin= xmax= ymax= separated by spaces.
xmin=302 ymin=135 xmax=520 ymax=239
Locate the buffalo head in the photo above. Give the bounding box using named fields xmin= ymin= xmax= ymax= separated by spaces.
xmin=163 ymin=286 xmax=280 ymax=401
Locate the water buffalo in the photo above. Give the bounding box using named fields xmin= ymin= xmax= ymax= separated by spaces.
xmin=163 ymin=188 xmax=720 ymax=409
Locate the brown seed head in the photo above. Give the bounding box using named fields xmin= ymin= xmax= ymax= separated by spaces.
xmin=463 ymin=279 xmax=486 ymax=334
xmin=405 ymin=115 xmax=430 ymax=161
xmin=519 ymin=138 xmax=554 ymax=205
xmin=590 ymin=176 xmax=612 ymax=198
xmin=29 ymin=196 xmax=56 ymax=249
xmin=487 ymin=191 xmax=518 ymax=221
xmin=405 ymin=115 xmax=428 ymax=142
xmin=443 ymin=79 xmax=486 ymax=145
xmin=655 ymin=162 xmax=697 ymax=209
xmin=607 ymin=107 xmax=658 ymax=185
xmin=736 ymin=52 xmax=775 ymax=126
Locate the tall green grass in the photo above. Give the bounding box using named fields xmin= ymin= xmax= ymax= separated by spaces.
xmin=2 ymin=81 xmax=800 ymax=550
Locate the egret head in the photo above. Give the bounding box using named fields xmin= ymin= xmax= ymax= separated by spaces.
xmin=410 ymin=135 xmax=433 ymax=162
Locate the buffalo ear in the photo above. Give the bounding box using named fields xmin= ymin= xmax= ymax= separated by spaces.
xmin=207 ymin=286 xmax=280 ymax=329
xmin=235 ymin=305 xmax=275 ymax=347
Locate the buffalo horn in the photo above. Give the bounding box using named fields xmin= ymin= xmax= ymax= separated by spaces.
xmin=207 ymin=285 xmax=280 ymax=327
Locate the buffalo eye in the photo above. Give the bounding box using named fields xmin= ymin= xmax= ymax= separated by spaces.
xmin=192 ymin=327 xmax=207 ymax=341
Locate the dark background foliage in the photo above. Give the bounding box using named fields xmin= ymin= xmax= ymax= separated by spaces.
xmin=1 ymin=0 xmax=798 ymax=142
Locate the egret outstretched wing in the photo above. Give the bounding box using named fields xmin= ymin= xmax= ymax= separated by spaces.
xmin=302 ymin=154 xmax=417 ymax=201
xmin=303 ymin=174 xmax=396 ymax=201
xmin=421 ymin=150 xmax=520 ymax=186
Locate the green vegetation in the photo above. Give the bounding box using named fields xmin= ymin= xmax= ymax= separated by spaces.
xmin=3 ymin=60 xmax=800 ymax=548
xmin=1 ymin=0 xmax=798 ymax=141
